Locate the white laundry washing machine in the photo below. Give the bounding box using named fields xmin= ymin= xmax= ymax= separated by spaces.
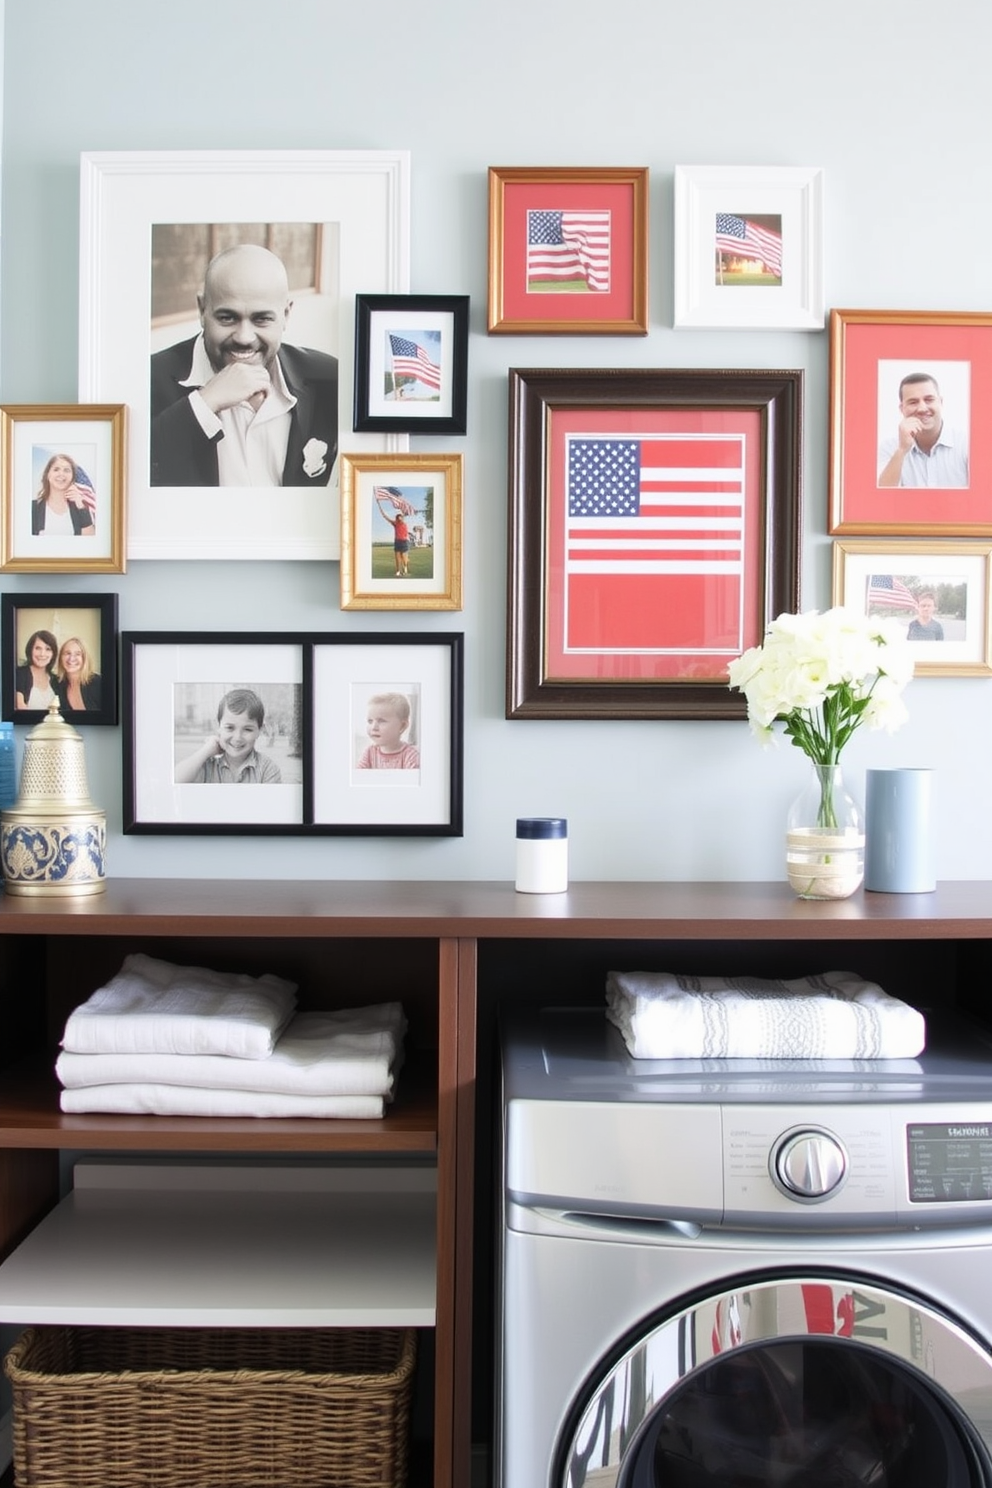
xmin=497 ymin=1003 xmax=992 ymax=1487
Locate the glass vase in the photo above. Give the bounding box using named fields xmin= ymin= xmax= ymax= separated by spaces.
xmin=786 ymin=763 xmax=865 ymax=900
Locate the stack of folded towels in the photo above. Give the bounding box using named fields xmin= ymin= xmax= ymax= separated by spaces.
xmin=56 ymin=952 xmax=407 ymax=1117
xmin=605 ymin=968 xmax=926 ymax=1060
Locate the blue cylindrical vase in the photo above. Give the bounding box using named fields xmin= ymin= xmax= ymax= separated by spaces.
xmin=864 ymin=768 xmax=935 ymax=894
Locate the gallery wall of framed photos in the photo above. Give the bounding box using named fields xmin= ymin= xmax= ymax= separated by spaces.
xmin=1 ymin=0 xmax=989 ymax=883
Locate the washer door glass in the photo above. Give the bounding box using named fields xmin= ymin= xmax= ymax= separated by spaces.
xmin=561 ymin=1278 xmax=992 ymax=1488
xmin=619 ymin=1338 xmax=987 ymax=1486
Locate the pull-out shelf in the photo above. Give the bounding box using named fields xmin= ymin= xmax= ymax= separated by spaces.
xmin=0 ymin=1163 xmax=437 ymax=1327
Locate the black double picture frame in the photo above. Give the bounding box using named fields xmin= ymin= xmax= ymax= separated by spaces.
xmin=123 ymin=630 xmax=464 ymax=836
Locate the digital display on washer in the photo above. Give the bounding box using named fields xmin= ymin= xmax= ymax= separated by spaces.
xmin=907 ymin=1122 xmax=992 ymax=1203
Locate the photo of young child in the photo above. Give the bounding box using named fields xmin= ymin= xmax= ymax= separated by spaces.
xmin=174 ymin=684 xmax=301 ymax=784
xmin=355 ymin=688 xmax=420 ymax=771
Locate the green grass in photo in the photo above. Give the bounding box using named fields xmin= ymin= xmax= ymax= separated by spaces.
xmin=718 ymin=272 xmax=782 ymax=288
xmin=528 ymin=279 xmax=592 ymax=293
xmin=371 ymin=542 xmax=435 ymax=579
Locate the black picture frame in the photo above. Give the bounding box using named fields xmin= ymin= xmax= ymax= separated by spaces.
xmin=506 ymin=367 xmax=803 ymax=720
xmin=353 ymin=294 xmax=469 ymax=434
xmin=2 ymin=592 xmax=118 ymax=726
xmin=122 ymin=630 xmax=464 ymax=836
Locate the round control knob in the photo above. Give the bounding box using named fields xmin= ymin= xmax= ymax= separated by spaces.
xmin=773 ymin=1128 xmax=848 ymax=1201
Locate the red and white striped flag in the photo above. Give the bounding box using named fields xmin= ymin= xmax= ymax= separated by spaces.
xmin=388 ymin=335 xmax=441 ymax=390
xmin=374 ymin=485 xmax=418 ymax=516
xmin=868 ymin=574 xmax=918 ymax=612
xmin=564 ymin=434 xmax=745 ymax=653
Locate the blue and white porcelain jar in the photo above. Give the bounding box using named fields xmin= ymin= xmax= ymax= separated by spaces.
xmin=1 ymin=702 xmax=106 ymax=896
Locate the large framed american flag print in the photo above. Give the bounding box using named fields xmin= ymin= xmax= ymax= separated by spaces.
xmin=488 ymin=167 xmax=649 ymax=335
xmin=506 ymin=367 xmax=803 ymax=720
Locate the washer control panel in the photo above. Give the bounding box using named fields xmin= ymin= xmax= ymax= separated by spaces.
xmin=723 ymin=1104 xmax=992 ymax=1226
xmin=771 ymin=1127 xmax=848 ymax=1202
xmin=724 ymin=1107 xmax=896 ymax=1225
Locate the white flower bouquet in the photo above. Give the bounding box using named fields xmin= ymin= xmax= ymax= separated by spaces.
xmin=728 ymin=601 xmax=916 ymax=874
xmin=729 ymin=607 xmax=914 ymax=896
xmin=727 ymin=606 xmax=913 ymax=766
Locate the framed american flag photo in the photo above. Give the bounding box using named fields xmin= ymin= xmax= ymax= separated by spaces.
xmin=353 ymin=293 xmax=469 ymax=433
xmin=506 ymin=367 xmax=803 ymax=719
xmin=487 ymin=167 xmax=649 ymax=335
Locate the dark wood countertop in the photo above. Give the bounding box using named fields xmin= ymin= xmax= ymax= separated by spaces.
xmin=0 ymin=879 xmax=990 ymax=939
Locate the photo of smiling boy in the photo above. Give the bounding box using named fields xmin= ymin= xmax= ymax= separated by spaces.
xmin=175 ymin=687 xmax=283 ymax=784
xmin=357 ymin=691 xmax=420 ymax=770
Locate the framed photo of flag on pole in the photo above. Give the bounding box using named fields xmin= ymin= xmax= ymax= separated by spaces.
xmin=832 ymin=538 xmax=992 ymax=677
xmin=0 ymin=404 xmax=126 ymax=574
xmin=673 ymin=165 xmax=823 ymax=330
xmin=506 ymin=367 xmax=802 ymax=719
xmin=339 ymin=451 xmax=463 ymax=611
xmin=353 ymin=294 xmax=469 ymax=434
xmin=488 ymin=167 xmax=649 ymax=335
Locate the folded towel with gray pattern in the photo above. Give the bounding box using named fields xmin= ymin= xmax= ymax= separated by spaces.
xmin=606 ymin=970 xmax=925 ymax=1060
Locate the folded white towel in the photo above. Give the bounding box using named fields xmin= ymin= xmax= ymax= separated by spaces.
xmin=605 ymin=970 xmax=926 ymax=1060
xmin=56 ymin=1004 xmax=406 ymax=1097
xmin=59 ymin=1084 xmax=384 ymax=1118
xmin=61 ymin=953 xmax=297 ymax=1060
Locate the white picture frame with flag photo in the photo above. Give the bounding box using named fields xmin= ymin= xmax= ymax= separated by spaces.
xmin=832 ymin=537 xmax=992 ymax=677
xmin=673 ymin=164 xmax=823 ymax=330
xmin=353 ymin=294 xmax=468 ymax=434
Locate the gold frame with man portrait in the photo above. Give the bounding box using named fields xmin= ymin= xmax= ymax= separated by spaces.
xmin=829 ymin=309 xmax=992 ymax=537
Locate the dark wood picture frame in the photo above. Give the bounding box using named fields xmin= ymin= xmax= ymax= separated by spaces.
xmin=506 ymin=367 xmax=803 ymax=719
xmin=2 ymin=591 xmax=118 ymax=726
xmin=353 ymin=294 xmax=469 ymax=434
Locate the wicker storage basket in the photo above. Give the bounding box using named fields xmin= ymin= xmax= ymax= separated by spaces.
xmin=4 ymin=1324 xmax=416 ymax=1488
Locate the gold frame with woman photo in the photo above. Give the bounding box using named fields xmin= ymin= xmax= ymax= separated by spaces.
xmin=339 ymin=452 xmax=463 ymax=611
xmin=1 ymin=591 xmax=119 ymax=724
xmin=832 ymin=538 xmax=992 ymax=677
xmin=0 ymin=404 xmax=126 ymax=573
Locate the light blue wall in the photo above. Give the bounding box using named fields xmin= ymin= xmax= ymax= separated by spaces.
xmin=2 ymin=0 xmax=991 ymax=882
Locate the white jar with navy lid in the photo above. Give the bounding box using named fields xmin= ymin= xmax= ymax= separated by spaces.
xmin=515 ymin=817 xmax=568 ymax=894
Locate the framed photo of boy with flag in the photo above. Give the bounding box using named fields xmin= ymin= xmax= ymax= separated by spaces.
xmin=353 ymin=294 xmax=469 ymax=434
xmin=506 ymin=367 xmax=802 ymax=719
xmin=339 ymin=451 xmax=463 ymax=611
xmin=488 ymin=167 xmax=649 ymax=335
xmin=832 ymin=538 xmax=992 ymax=677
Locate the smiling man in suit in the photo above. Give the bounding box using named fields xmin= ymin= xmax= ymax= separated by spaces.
xmin=150 ymin=242 xmax=338 ymax=488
